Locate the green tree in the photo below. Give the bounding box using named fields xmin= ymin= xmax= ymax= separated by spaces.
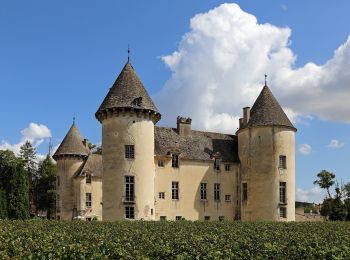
xmin=313 ymin=170 xmax=335 ymax=198
xmin=0 ymin=150 xmax=29 ymax=219
xmin=36 ymin=155 xmax=57 ymax=219
xmin=344 ymin=182 xmax=350 ymax=221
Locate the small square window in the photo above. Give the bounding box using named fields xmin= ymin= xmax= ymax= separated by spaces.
xmin=280 ymin=207 xmax=287 ymax=218
xmin=279 ymin=155 xmax=286 ymax=169
xmin=158 ymin=160 xmax=164 ymax=167
xmin=125 ymin=206 xmax=135 ymax=219
xmin=160 ymin=216 xmax=167 ymax=221
xmin=125 ymin=145 xmax=135 ymax=159
xmin=225 ymin=164 xmax=231 ymax=171
xmin=159 ymin=192 xmax=165 ymax=199
xmin=204 ymin=216 xmax=210 ymax=221
xmin=176 ymin=216 xmax=182 ymax=220
xmin=225 ymin=195 xmax=231 ymax=202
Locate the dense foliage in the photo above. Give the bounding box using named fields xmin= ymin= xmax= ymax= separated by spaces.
xmin=0 ymin=221 xmax=349 ymax=259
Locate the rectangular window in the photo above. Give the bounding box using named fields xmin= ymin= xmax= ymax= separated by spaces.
xmin=160 ymin=216 xmax=167 ymax=221
xmin=176 ymin=216 xmax=182 ymax=220
xmin=125 ymin=206 xmax=135 ymax=219
xmin=86 ymin=174 xmax=92 ymax=184
xmin=214 ymin=183 xmax=220 ymax=201
xmin=242 ymin=183 xmax=248 ymax=202
xmin=56 ymin=194 xmax=60 ymax=212
xmin=200 ymin=183 xmax=207 ymax=200
xmin=172 ymin=154 xmax=179 ymax=168
xmin=225 ymin=195 xmax=231 ymax=202
xmin=280 ymin=182 xmax=286 ymax=204
xmin=214 ymin=158 xmax=221 ymax=171
xmin=125 ymin=145 xmax=135 ymax=159
xmin=225 ymin=164 xmax=231 ymax=171
xmin=204 ymin=216 xmax=210 ymax=221
xmin=86 ymin=193 xmax=92 ymax=208
xmin=159 ymin=192 xmax=165 ymax=199
xmin=158 ymin=159 xmax=164 ymax=167
xmin=280 ymin=207 xmax=287 ymax=218
xmin=219 ymin=216 xmax=225 ymax=221
xmin=125 ymin=176 xmax=135 ymax=202
xmin=57 ymin=176 xmax=60 ymax=187
xmin=172 ymin=182 xmax=179 ymax=200
xmin=279 ymin=155 xmax=287 ymax=169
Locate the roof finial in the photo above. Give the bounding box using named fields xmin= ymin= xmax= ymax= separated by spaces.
xmin=264 ymin=73 xmax=267 ymax=86
xmin=127 ymin=45 xmax=130 ymax=63
xmin=73 ymin=115 xmax=76 ymax=124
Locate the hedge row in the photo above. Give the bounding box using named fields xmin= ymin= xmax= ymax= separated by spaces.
xmin=0 ymin=220 xmax=349 ymax=259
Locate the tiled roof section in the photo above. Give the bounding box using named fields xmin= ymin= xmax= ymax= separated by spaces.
xmin=96 ymin=61 xmax=160 ymax=115
xmin=155 ymin=127 xmax=238 ymax=162
xmin=75 ymin=154 xmax=102 ymax=178
xmin=53 ymin=122 xmax=89 ymax=159
xmin=248 ymin=85 xmax=296 ymax=130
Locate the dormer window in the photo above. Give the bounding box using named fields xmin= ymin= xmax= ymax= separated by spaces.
xmin=214 ymin=158 xmax=221 ymax=171
xmin=132 ymin=97 xmax=143 ymax=106
xmin=172 ymin=154 xmax=179 ymax=168
xmin=86 ymin=174 xmax=92 ymax=184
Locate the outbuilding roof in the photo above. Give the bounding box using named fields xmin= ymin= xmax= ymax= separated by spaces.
xmin=75 ymin=154 xmax=102 ymax=178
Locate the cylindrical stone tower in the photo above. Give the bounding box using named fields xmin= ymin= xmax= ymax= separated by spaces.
xmin=53 ymin=122 xmax=89 ymax=220
xmin=237 ymin=84 xmax=296 ymax=221
xmin=96 ymin=58 xmax=161 ymax=221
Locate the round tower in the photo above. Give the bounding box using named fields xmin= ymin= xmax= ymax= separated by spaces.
xmin=53 ymin=121 xmax=89 ymax=220
xmin=95 ymin=57 xmax=161 ymax=221
xmin=237 ymin=84 xmax=296 ymax=221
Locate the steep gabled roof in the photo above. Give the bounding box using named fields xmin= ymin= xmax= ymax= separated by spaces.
xmin=95 ymin=61 xmax=160 ymax=119
xmin=155 ymin=126 xmax=238 ymax=162
xmin=248 ymin=85 xmax=296 ymax=130
xmin=75 ymin=154 xmax=102 ymax=178
xmin=53 ymin=122 xmax=89 ymax=159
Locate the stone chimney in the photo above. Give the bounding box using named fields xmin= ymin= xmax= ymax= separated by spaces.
xmin=243 ymin=107 xmax=250 ymax=126
xmin=177 ymin=116 xmax=192 ymax=136
xmin=82 ymin=139 xmax=89 ymax=150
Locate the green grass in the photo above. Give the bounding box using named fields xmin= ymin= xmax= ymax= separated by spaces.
xmin=0 ymin=220 xmax=349 ymax=259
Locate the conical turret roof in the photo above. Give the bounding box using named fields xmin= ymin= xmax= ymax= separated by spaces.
xmin=247 ymin=85 xmax=296 ymax=130
xmin=95 ymin=61 xmax=160 ymax=121
xmin=53 ymin=122 xmax=89 ymax=159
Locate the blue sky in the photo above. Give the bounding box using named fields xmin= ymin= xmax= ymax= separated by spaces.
xmin=1 ymin=1 xmax=350 ymax=202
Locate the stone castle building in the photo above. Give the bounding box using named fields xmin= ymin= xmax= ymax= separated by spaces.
xmin=54 ymin=56 xmax=296 ymax=221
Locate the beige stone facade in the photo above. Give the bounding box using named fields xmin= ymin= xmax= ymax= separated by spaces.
xmin=55 ymin=58 xmax=296 ymax=221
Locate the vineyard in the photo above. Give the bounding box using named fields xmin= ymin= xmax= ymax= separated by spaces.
xmin=0 ymin=220 xmax=349 ymax=259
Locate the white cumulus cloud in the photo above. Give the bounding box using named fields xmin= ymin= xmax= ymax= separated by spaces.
xmin=299 ymin=144 xmax=312 ymax=155
xmin=156 ymin=3 xmax=350 ymax=133
xmin=296 ymin=187 xmax=322 ymax=203
xmin=327 ymin=139 xmax=345 ymax=149
xmin=0 ymin=122 xmax=52 ymax=160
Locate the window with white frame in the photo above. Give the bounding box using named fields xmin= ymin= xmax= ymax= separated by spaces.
xmin=225 ymin=195 xmax=231 ymax=202
xmin=279 ymin=155 xmax=287 ymax=169
xmin=86 ymin=193 xmax=92 ymax=208
xmin=86 ymin=174 xmax=92 ymax=184
xmin=200 ymin=183 xmax=207 ymax=200
xmin=125 ymin=176 xmax=135 ymax=202
xmin=172 ymin=181 xmax=179 ymax=200
xmin=280 ymin=182 xmax=286 ymax=204
xmin=125 ymin=206 xmax=135 ymax=219
xmin=125 ymin=145 xmax=135 ymax=159
xmin=280 ymin=207 xmax=287 ymax=218
xmin=159 ymin=192 xmax=165 ymax=199
xmin=214 ymin=158 xmax=221 ymax=171
xmin=172 ymin=154 xmax=179 ymax=168
xmin=214 ymin=183 xmax=220 ymax=201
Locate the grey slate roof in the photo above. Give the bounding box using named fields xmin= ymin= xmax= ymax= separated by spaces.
xmin=75 ymin=154 xmax=102 ymax=178
xmin=155 ymin=126 xmax=238 ymax=162
xmin=248 ymin=85 xmax=296 ymax=130
xmin=53 ymin=122 xmax=89 ymax=159
xmin=96 ymin=61 xmax=160 ymax=117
